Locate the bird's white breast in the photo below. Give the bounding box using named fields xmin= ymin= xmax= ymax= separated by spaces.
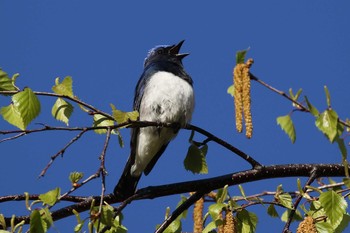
xmin=131 ymin=71 xmax=194 ymax=176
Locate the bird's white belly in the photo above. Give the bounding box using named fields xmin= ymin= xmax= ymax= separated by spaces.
xmin=131 ymin=71 xmax=194 ymax=176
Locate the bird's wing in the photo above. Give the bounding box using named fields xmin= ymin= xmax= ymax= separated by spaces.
xmin=143 ymin=142 xmax=169 ymax=176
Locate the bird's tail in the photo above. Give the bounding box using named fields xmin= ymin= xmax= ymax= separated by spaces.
xmin=114 ymin=156 xmax=141 ymax=199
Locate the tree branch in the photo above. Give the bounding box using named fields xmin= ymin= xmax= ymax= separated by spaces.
xmin=3 ymin=163 xmax=348 ymax=227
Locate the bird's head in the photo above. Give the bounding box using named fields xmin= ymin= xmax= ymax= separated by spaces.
xmin=144 ymin=40 xmax=189 ymax=68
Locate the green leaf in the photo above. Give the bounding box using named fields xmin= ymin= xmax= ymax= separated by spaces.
xmin=316 ymin=221 xmax=335 ymax=233
xmin=0 ymin=103 xmax=25 ymax=129
xmin=324 ymin=86 xmax=331 ymax=108
xmin=203 ymin=220 xmax=220 ymax=233
xmin=69 ymin=172 xmax=84 ymax=184
xmin=236 ymin=209 xmax=258 ymax=233
xmin=267 ymin=204 xmax=279 ymax=218
xmin=39 ymin=187 xmax=60 ymax=206
xmin=236 ymin=49 xmax=249 ymax=64
xmin=289 ymin=88 xmax=303 ymax=101
xmin=52 ymin=76 xmax=74 ymax=97
xmin=0 ymin=69 xmax=17 ymax=92
xmin=277 ymin=193 xmax=293 ymax=209
xmin=344 ymin=178 xmax=350 ymax=188
xmin=183 ymin=144 xmax=208 ymax=174
xmin=51 ymin=97 xmax=73 ymax=125
xmin=1 ymin=88 xmax=41 ymax=129
xmin=305 ymin=96 xmax=319 ymax=117
xmin=111 ymin=104 xmax=139 ymax=126
xmin=277 ymin=114 xmax=296 ymax=143
xmin=163 ymin=219 xmax=182 ymax=233
xmin=238 ymin=185 xmax=247 ymax=199
xmin=208 ymin=203 xmax=226 ymax=221
xmin=13 ymin=88 xmax=41 ymax=127
xmin=0 ymin=214 xmax=6 ymax=229
xmin=319 ymin=190 xmax=347 ymax=228
xmin=227 ymin=84 xmax=234 ymax=97
xmin=30 ymin=210 xmax=45 ymax=233
xmin=176 ymin=196 xmax=189 ymax=219
xmin=93 ymin=114 xmax=115 ymax=134
xmin=74 ymin=223 xmax=84 ymax=233
xmin=336 ymin=138 xmax=347 ymax=160
xmin=216 ymin=185 xmax=228 ymax=204
xmin=315 ymin=109 xmax=339 ymax=143
xmin=335 ymin=213 xmax=350 ymax=233
xmin=99 ymin=205 xmax=115 ymax=227
xmin=280 ymin=209 xmax=303 ymax=223
xmin=40 ymin=207 xmax=53 ymax=230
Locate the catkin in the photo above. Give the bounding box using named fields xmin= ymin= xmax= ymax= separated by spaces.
xmin=193 ymin=196 xmax=204 ymax=233
xmin=233 ymin=59 xmax=254 ymax=138
xmin=233 ymin=64 xmax=244 ymax=133
xmin=218 ymin=212 xmax=225 ymax=233
xmin=242 ymin=59 xmax=253 ymax=138
xmin=224 ymin=210 xmax=236 ymax=233
xmin=296 ymin=216 xmax=317 ymax=233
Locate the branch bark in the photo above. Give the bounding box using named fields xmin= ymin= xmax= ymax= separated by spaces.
xmin=3 ymin=163 xmax=347 ymax=227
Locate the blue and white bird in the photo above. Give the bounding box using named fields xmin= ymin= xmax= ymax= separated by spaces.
xmin=114 ymin=40 xmax=195 ymax=198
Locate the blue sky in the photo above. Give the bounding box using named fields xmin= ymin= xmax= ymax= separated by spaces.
xmin=1 ymin=1 xmax=350 ymax=232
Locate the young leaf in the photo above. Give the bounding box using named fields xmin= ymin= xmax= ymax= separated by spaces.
xmin=0 ymin=69 xmax=17 ymax=92
xmin=40 ymin=207 xmax=53 ymax=230
xmin=183 ymin=144 xmax=208 ymax=174
xmin=275 ymin=192 xmax=293 ymax=209
xmin=305 ymin=96 xmax=319 ymax=117
xmin=280 ymin=209 xmax=303 ymax=223
xmin=216 ymin=185 xmax=228 ymax=204
xmin=39 ymin=187 xmax=60 ymax=206
xmin=227 ymin=84 xmax=234 ymax=97
xmin=93 ymin=114 xmax=115 ymax=134
xmin=30 ymin=210 xmax=45 ymax=233
xmin=14 ymin=88 xmax=41 ymax=127
xmin=1 ymin=88 xmax=41 ymax=129
xmin=324 ymin=85 xmax=331 ymax=108
xmin=238 ymin=185 xmax=247 ymax=199
xmin=315 ymin=221 xmax=334 ymax=233
xmin=202 ymin=220 xmax=219 ymax=233
xmin=334 ymin=213 xmax=350 ymax=233
xmin=51 ymin=97 xmax=73 ymax=125
xmin=236 ymin=49 xmax=249 ymax=64
xmin=267 ymin=204 xmax=279 ymax=218
xmin=69 ymin=172 xmax=84 ymax=184
xmin=315 ymin=109 xmax=339 ymax=143
xmin=52 ymin=76 xmax=74 ymax=97
xmin=163 ymin=219 xmax=182 ymax=233
xmin=319 ymin=190 xmax=347 ymax=228
xmin=236 ymin=209 xmax=258 ymax=233
xmin=208 ymin=203 xmax=226 ymax=221
xmin=336 ymin=138 xmax=347 ymax=160
xmin=111 ymin=104 xmax=139 ymax=125
xmin=0 ymin=214 xmax=6 ymax=229
xmin=0 ymin=103 xmax=25 ymax=130
xmin=277 ymin=114 xmax=296 ymax=143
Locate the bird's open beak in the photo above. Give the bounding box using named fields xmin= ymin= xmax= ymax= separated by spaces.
xmin=170 ymin=40 xmax=189 ymax=59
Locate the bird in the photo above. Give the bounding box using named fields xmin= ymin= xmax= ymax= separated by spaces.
xmin=114 ymin=40 xmax=195 ymax=199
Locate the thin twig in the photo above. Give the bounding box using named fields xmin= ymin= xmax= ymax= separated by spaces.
xmin=250 ymin=73 xmax=350 ymax=128
xmin=0 ymin=90 xmax=115 ymax=121
xmin=39 ymin=129 xmax=87 ymax=177
xmin=96 ymin=128 xmax=111 ymax=232
xmin=0 ymin=132 xmax=27 ymax=143
xmin=155 ymin=191 xmax=207 ymax=233
xmin=185 ymin=124 xmax=262 ymax=168
xmin=282 ymin=167 xmax=318 ymax=233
